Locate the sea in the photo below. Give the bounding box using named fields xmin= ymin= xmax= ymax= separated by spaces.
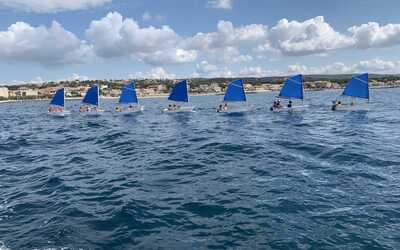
xmin=1 ymin=88 xmax=400 ymax=250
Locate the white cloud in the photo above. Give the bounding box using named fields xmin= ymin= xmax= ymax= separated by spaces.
xmin=0 ymin=0 xmax=111 ymax=13
xmin=129 ymin=67 xmax=176 ymax=79
xmin=0 ymin=21 xmax=94 ymax=65
xmin=137 ymin=49 xmax=197 ymax=65
xmin=288 ymin=59 xmax=400 ymax=75
xmin=262 ymin=17 xmax=400 ymax=56
xmin=193 ymin=61 xmax=233 ymax=78
xmin=239 ymin=66 xmax=285 ymax=77
xmin=207 ymin=0 xmax=232 ymax=9
xmin=142 ymin=11 xmax=165 ymax=22
xmin=86 ymin=12 xmax=196 ymax=65
xmin=349 ymin=22 xmax=400 ymax=49
xmin=268 ymin=16 xmax=353 ymax=56
xmin=63 ymin=73 xmax=90 ymax=81
xmin=187 ymin=20 xmax=266 ymax=63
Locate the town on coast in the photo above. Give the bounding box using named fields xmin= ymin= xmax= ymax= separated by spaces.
xmin=1 ymin=74 xmax=400 ymax=102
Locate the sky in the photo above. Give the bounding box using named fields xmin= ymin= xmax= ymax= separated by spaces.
xmin=1 ymin=0 xmax=400 ymax=84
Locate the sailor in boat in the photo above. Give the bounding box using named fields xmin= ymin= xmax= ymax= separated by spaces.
xmin=163 ymin=80 xmax=193 ymax=112
xmin=217 ymin=80 xmax=248 ymax=113
xmin=48 ymin=88 xmax=67 ymax=114
xmin=271 ymin=75 xmax=305 ymax=111
xmin=48 ymin=106 xmax=64 ymax=113
xmin=331 ymin=100 xmax=343 ymax=111
xmin=217 ymin=103 xmax=229 ymax=112
xmin=79 ymin=105 xmax=86 ymax=112
xmin=332 ymin=73 xmax=369 ymax=110
xmin=270 ymin=99 xmax=283 ymax=110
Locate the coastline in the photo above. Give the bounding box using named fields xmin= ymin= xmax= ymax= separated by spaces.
xmin=0 ymin=86 xmax=397 ymax=104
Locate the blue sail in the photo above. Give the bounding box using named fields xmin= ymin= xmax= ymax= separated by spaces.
xmin=168 ymin=80 xmax=188 ymax=102
xmin=223 ymin=79 xmax=246 ymax=102
xmin=82 ymin=85 xmax=99 ymax=106
xmin=279 ymin=74 xmax=304 ymax=100
xmin=342 ymin=73 xmax=369 ymax=99
xmin=50 ymin=88 xmax=64 ymax=107
xmin=119 ymin=82 xmax=138 ymax=104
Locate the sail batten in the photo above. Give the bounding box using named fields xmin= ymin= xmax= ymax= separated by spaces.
xmin=50 ymin=88 xmax=65 ymax=107
xmin=223 ymin=79 xmax=246 ymax=102
xmin=82 ymin=85 xmax=99 ymax=106
xmin=119 ymin=82 xmax=138 ymax=104
xmin=342 ymin=73 xmax=369 ymax=99
xmin=279 ymin=74 xmax=304 ymax=100
xmin=168 ymin=80 xmax=189 ymax=102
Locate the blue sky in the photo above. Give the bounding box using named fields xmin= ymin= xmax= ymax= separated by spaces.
xmin=1 ymin=0 xmax=400 ymax=84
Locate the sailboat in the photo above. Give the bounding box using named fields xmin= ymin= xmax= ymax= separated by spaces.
xmin=115 ymin=82 xmax=144 ymax=115
xmin=79 ymin=85 xmax=104 ymax=116
xmin=217 ymin=79 xmax=250 ymax=113
xmin=270 ymin=74 xmax=306 ymax=112
xmin=331 ymin=73 xmax=369 ymax=111
xmin=163 ymin=80 xmax=194 ymax=113
xmin=48 ymin=88 xmax=70 ymax=117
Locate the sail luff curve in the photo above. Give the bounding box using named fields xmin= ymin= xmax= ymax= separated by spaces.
xmin=342 ymin=73 xmax=369 ymax=99
xmin=278 ymin=74 xmax=304 ymax=100
xmin=50 ymin=88 xmax=65 ymax=107
xmin=119 ymin=82 xmax=138 ymax=104
xmin=168 ymin=80 xmax=189 ymax=102
xmin=223 ymin=79 xmax=247 ymax=102
xmin=82 ymin=85 xmax=99 ymax=106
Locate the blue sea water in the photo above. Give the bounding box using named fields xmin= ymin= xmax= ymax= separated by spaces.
xmin=1 ymin=88 xmax=400 ymax=249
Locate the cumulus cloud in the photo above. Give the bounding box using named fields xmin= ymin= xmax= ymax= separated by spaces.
xmin=348 ymin=22 xmax=400 ymax=49
xmin=267 ymin=16 xmax=353 ymax=56
xmin=288 ymin=58 xmax=400 ymax=75
xmin=63 ymin=73 xmax=90 ymax=81
xmin=239 ymin=67 xmax=278 ymax=77
xmin=187 ymin=20 xmax=266 ymax=63
xmin=0 ymin=21 xmax=94 ymax=66
xmin=86 ymin=12 xmax=197 ymax=65
xmin=193 ymin=61 xmax=233 ymax=78
xmin=129 ymin=67 xmax=176 ymax=79
xmin=142 ymin=11 xmax=165 ymax=22
xmin=207 ymin=0 xmax=232 ymax=9
xmin=193 ymin=61 xmax=280 ymax=78
xmin=0 ymin=0 xmax=111 ymax=13
xmin=259 ymin=17 xmax=400 ymax=56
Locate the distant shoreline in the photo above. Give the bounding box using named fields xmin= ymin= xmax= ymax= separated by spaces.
xmin=0 ymin=86 xmax=397 ymax=104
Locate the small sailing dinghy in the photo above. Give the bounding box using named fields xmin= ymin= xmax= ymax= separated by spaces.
xmin=270 ymin=74 xmax=307 ymax=112
xmin=48 ymin=88 xmax=70 ymax=117
xmin=115 ymin=82 xmax=144 ymax=115
xmin=79 ymin=85 xmax=104 ymax=116
xmin=163 ymin=80 xmax=194 ymax=113
xmin=216 ymin=79 xmax=250 ymax=113
xmin=331 ymin=73 xmax=369 ymax=111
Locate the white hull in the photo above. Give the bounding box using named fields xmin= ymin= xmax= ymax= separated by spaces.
xmin=118 ymin=106 xmax=145 ymax=115
xmin=217 ymin=106 xmax=251 ymax=114
xmin=80 ymin=110 xmax=105 ymax=116
xmin=163 ymin=106 xmax=195 ymax=113
xmin=271 ymin=105 xmax=308 ymax=112
xmin=48 ymin=111 xmax=71 ymax=117
xmin=332 ymin=104 xmax=369 ymax=111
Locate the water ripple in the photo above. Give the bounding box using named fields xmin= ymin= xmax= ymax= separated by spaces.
xmin=1 ymin=90 xmax=400 ymax=249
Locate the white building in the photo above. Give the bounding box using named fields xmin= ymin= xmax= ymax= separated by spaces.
xmin=0 ymin=87 xmax=8 ymax=99
xmin=15 ymin=88 xmax=39 ymax=97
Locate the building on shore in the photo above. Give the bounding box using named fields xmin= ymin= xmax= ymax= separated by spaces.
xmin=11 ymin=87 xmax=39 ymax=98
xmin=38 ymin=87 xmax=57 ymax=99
xmin=0 ymin=87 xmax=9 ymax=99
